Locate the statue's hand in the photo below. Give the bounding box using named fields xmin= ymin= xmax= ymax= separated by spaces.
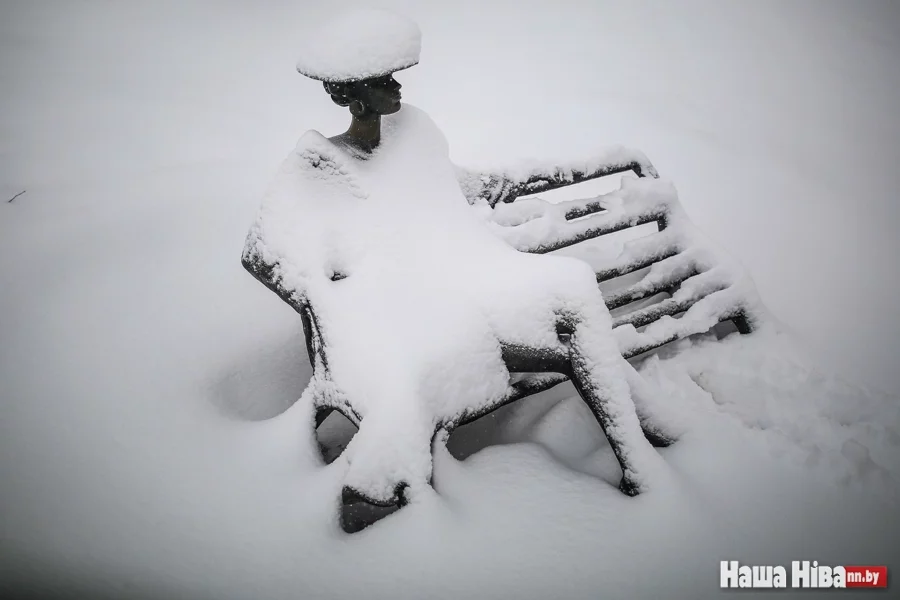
xmin=480 ymin=173 xmax=516 ymax=206
xmin=455 ymin=166 xmax=513 ymax=207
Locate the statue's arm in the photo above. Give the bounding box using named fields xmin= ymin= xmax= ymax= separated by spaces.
xmin=455 ymin=148 xmax=658 ymax=207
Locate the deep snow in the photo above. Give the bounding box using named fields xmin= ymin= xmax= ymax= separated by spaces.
xmin=2 ymin=1 xmax=899 ymax=599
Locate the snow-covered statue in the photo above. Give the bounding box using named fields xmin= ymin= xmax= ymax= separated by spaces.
xmin=243 ymin=8 xmax=759 ymax=532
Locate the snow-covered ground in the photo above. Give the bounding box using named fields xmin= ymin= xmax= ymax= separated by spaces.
xmin=2 ymin=1 xmax=899 ymax=599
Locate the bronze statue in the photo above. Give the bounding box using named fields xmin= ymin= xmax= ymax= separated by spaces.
xmin=243 ymin=8 xmax=754 ymax=533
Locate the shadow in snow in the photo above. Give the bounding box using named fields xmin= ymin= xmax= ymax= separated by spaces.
xmin=207 ymin=327 xmax=312 ymax=421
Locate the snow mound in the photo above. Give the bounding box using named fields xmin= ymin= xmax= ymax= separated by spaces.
xmin=635 ymin=329 xmax=900 ymax=498
xmin=295 ymin=9 xmax=421 ymax=82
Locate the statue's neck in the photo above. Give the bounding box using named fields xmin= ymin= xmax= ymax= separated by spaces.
xmin=344 ymin=114 xmax=381 ymax=153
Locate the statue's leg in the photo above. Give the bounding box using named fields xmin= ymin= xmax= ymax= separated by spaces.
xmin=563 ymin=315 xmax=661 ymax=496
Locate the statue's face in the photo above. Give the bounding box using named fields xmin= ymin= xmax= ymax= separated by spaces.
xmin=354 ymin=74 xmax=402 ymax=115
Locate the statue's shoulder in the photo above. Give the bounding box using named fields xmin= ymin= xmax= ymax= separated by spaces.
xmin=276 ymin=129 xmax=357 ymax=180
xmin=293 ymin=129 xmax=342 ymax=166
xmin=264 ymin=129 xmax=365 ymax=203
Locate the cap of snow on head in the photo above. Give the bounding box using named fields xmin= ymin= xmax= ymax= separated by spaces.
xmin=296 ymin=9 xmax=421 ymax=83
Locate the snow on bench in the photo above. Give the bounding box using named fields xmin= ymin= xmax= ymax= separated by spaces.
xmin=484 ymin=172 xmax=763 ymax=360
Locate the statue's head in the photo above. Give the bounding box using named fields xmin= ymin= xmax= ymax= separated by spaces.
xmin=296 ymin=8 xmax=421 ymax=117
xmin=323 ymin=74 xmax=403 ymax=119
